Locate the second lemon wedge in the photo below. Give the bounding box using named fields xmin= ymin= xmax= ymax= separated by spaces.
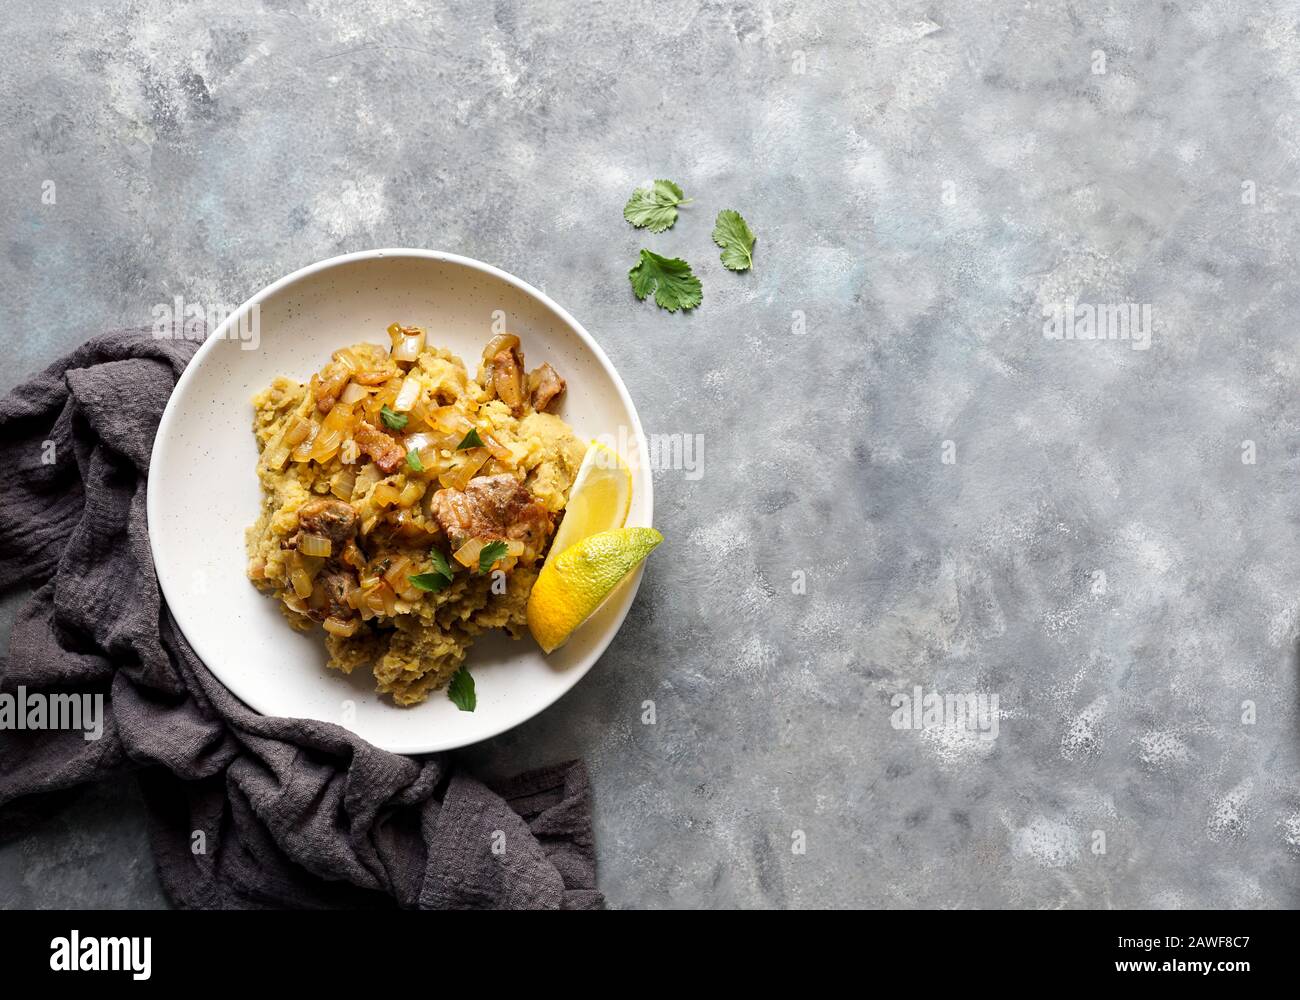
xmin=528 ymin=527 xmax=663 ymax=653
xmin=545 ymin=441 xmax=632 ymax=562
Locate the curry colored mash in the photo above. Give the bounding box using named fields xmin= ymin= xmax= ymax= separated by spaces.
xmin=245 ymin=328 xmax=584 ymax=705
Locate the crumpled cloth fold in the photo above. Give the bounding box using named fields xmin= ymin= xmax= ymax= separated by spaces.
xmin=0 ymin=328 xmax=601 ymax=910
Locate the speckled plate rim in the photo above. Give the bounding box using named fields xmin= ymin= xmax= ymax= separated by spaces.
xmin=146 ymin=248 xmax=653 ymax=754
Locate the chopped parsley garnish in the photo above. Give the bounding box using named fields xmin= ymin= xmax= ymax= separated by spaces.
xmin=456 ymin=428 xmax=485 ymax=450
xmin=405 ymin=447 xmax=424 ymax=472
xmin=380 ymin=405 xmax=407 ymax=431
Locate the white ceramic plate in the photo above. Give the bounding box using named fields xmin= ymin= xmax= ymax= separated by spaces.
xmin=147 ymin=249 xmax=653 ymax=754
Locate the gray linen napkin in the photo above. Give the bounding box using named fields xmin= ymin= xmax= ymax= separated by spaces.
xmin=0 ymin=327 xmax=602 ymax=910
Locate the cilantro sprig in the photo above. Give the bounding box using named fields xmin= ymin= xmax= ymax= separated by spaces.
xmin=623 ymin=180 xmax=691 ymax=233
xmin=429 ymin=547 xmax=453 ymax=580
xmin=712 ymin=209 xmax=756 ymax=271
xmin=628 ymin=250 xmax=702 ymax=313
xmin=478 ymin=540 xmax=509 ymax=573
xmin=408 ymin=547 xmax=455 ymax=593
xmin=620 ymin=178 xmax=756 ymax=311
xmin=380 ymin=405 xmax=407 ymax=431
xmin=447 ymin=665 xmax=476 ymax=712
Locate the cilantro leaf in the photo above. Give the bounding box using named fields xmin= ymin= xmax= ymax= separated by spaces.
xmin=628 ymin=250 xmax=702 ymax=313
xmin=429 ymin=547 xmax=453 ymax=581
xmin=623 ymin=179 xmax=691 ymax=233
xmin=456 ymin=428 xmax=485 ymax=450
xmin=380 ymin=405 xmax=407 ymax=431
xmin=410 ymin=547 xmax=455 ymax=592
xmin=406 ymin=447 xmax=424 ymax=472
xmin=478 ymin=540 xmax=509 ymax=573
xmin=712 ymin=209 xmax=756 ymax=271
xmin=447 ymin=665 xmax=476 ymax=712
xmin=408 ymin=571 xmax=450 ymax=593
xmin=409 ymin=547 xmax=454 ymax=593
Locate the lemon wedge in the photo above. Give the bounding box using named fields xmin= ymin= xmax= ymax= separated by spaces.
xmin=545 ymin=441 xmax=633 ymax=563
xmin=528 ymin=527 xmax=663 ymax=653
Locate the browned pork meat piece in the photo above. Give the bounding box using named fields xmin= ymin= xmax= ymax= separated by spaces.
xmin=428 ymin=474 xmax=554 ymax=563
xmin=296 ymin=498 xmax=359 ymax=544
xmin=353 ymin=421 xmax=405 ymax=474
xmin=307 ymin=569 xmax=358 ymax=622
xmin=528 ymin=363 xmax=566 ymax=412
xmin=488 ymin=346 xmax=527 ymax=414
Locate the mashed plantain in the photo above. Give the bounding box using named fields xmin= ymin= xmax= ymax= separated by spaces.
xmin=245 ymin=328 xmax=585 ymax=705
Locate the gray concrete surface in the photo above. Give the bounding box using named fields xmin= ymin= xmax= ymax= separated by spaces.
xmin=2 ymin=0 xmax=1299 ymax=909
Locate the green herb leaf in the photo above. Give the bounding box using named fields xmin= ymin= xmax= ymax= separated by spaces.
xmin=712 ymin=209 xmax=756 ymax=271
xmin=623 ymin=179 xmax=691 ymax=233
xmin=406 ymin=447 xmax=424 ymax=472
xmin=429 ymin=547 xmax=454 ymax=581
xmin=447 ymin=665 xmax=476 ymax=712
xmin=410 ymin=547 xmax=455 ymax=592
xmin=628 ymin=250 xmax=703 ymax=313
xmin=408 ymin=572 xmax=450 ymax=593
xmin=478 ymin=540 xmax=509 ymax=574
xmin=456 ymin=428 xmax=485 ymax=450
xmin=380 ymin=405 xmax=407 ymax=431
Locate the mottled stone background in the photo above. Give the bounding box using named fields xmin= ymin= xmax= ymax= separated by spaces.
xmin=2 ymin=0 xmax=1298 ymax=908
